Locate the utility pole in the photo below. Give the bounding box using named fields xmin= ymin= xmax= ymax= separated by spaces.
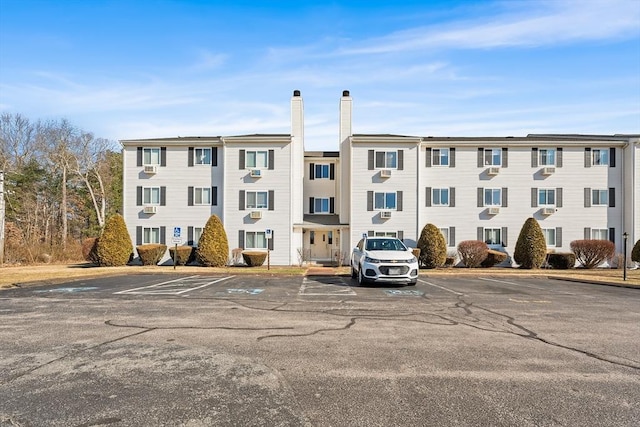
xmin=0 ymin=170 xmax=5 ymax=266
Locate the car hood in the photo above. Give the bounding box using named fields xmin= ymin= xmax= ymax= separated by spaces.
xmin=365 ymin=250 xmax=415 ymax=261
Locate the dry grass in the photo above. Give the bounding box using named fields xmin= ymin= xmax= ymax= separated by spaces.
xmin=1 ymin=263 xmax=638 ymax=289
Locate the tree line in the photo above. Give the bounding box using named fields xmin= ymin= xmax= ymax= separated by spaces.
xmin=0 ymin=112 xmax=122 ymax=264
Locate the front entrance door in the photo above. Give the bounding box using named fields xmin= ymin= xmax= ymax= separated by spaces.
xmin=309 ymin=230 xmax=334 ymax=260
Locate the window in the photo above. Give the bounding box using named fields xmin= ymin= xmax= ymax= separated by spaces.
xmin=246 ymin=231 xmax=267 ymax=249
xmin=542 ymin=228 xmax=556 ymax=246
xmin=143 ymin=187 xmax=160 ymax=205
xmin=592 ymin=189 xmax=608 ymax=205
xmin=375 ymin=151 xmax=397 ymax=169
xmin=484 ymin=188 xmax=501 ymax=206
xmin=246 ymin=191 xmax=268 ymax=209
xmin=591 ymin=229 xmax=608 ymax=240
xmin=194 ymin=148 xmax=211 ymax=165
xmin=193 ymin=227 xmax=204 ymax=246
xmin=484 ymin=148 xmax=501 ymax=166
xmin=374 ymin=231 xmax=397 ymax=237
xmin=315 ymin=164 xmax=330 ymax=179
xmin=246 ymin=151 xmax=268 ymax=168
xmin=432 ymin=188 xmax=449 ymax=206
xmin=143 ymin=227 xmax=160 ymax=244
xmin=374 ymin=192 xmax=397 ymax=210
xmin=143 ymin=148 xmax=160 ymax=165
xmin=539 ymin=149 xmax=556 ymax=166
xmin=314 ymin=198 xmax=330 ymax=213
xmin=432 ymin=148 xmax=449 ymax=166
xmin=439 ymin=228 xmax=449 ymax=246
xmin=327 ymin=231 xmax=333 ymax=245
xmin=193 ymin=187 xmax=211 ymax=205
xmin=592 ymin=149 xmax=608 ymax=166
xmin=310 ymin=231 xmax=315 ymax=245
xmin=538 ymin=189 xmax=556 ymax=206
xmin=484 ymin=228 xmax=501 ymax=245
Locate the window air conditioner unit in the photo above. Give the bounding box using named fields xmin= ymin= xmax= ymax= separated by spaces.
xmin=542 ymin=207 xmax=555 ymax=215
xmin=250 ymin=169 xmax=262 ymax=178
xmin=488 ymin=207 xmax=500 ymax=215
xmin=380 ymin=169 xmax=392 ymax=178
xmin=144 ymin=165 xmax=157 ymax=174
xmin=380 ymin=211 xmax=392 ymax=219
xmin=542 ymin=167 xmax=556 ymax=175
xmin=487 ymin=167 xmax=500 ymax=176
xmin=250 ymin=211 xmax=262 ymax=219
xmin=143 ymin=206 xmax=157 ymax=214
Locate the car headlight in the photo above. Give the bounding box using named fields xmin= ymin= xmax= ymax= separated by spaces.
xmin=364 ymin=256 xmax=380 ymax=263
xmin=408 ymin=256 xmax=417 ymax=263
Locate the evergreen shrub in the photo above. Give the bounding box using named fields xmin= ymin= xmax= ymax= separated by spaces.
xmin=457 ymin=240 xmax=488 ymax=268
xmin=417 ymin=223 xmax=447 ymax=268
xmin=96 ymin=214 xmax=133 ymax=266
xmin=632 ymin=239 xmax=640 ymax=264
xmin=196 ymin=215 xmax=229 ymax=267
xmin=480 ymin=249 xmax=508 ymax=268
xmin=136 ymin=244 xmax=167 ymax=265
xmin=514 ymin=217 xmax=547 ymax=269
xmin=169 ymin=246 xmax=193 ymax=266
xmin=570 ymin=240 xmax=615 ymax=268
xmin=242 ymin=251 xmax=267 ymax=267
xmin=547 ymin=253 xmax=576 ymax=269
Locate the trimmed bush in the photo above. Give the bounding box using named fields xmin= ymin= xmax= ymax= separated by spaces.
xmin=632 ymin=239 xmax=640 ymax=264
xmin=136 ymin=244 xmax=167 ymax=266
xmin=417 ymin=223 xmax=447 ymax=268
xmin=81 ymin=237 xmax=99 ymax=263
xmin=514 ymin=217 xmax=547 ymax=269
xmin=169 ymin=246 xmax=193 ymax=266
xmin=547 ymin=253 xmax=576 ymax=269
xmin=570 ymin=239 xmax=615 ymax=268
xmin=480 ymin=249 xmax=508 ymax=268
xmin=457 ymin=240 xmax=488 ymax=268
xmin=96 ymin=214 xmax=133 ymax=267
xmin=196 ymin=215 xmax=229 ymax=267
xmin=242 ymin=251 xmax=267 ymax=267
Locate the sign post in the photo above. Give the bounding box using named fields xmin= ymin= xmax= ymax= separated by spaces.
xmin=265 ymin=228 xmax=272 ymax=270
xmin=172 ymin=227 xmax=182 ymax=269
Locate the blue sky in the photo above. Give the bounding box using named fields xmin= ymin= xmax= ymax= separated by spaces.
xmin=1 ymin=0 xmax=639 ymax=150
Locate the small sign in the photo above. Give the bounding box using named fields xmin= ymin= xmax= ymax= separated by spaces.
xmin=173 ymin=227 xmax=181 ymax=238
xmin=362 ymin=233 xmax=368 ymax=239
xmin=265 ymin=228 xmax=272 ymax=239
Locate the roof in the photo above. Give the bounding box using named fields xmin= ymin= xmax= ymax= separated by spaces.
xmin=297 ymin=215 xmax=349 ymax=228
xmin=304 ymin=151 xmax=340 ymax=158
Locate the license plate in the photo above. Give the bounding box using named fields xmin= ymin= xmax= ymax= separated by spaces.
xmin=387 ymin=267 xmax=402 ymax=275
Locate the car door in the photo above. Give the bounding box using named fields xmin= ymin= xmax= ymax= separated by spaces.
xmin=352 ymin=239 xmax=365 ymax=269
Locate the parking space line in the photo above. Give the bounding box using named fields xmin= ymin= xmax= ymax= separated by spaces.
xmin=114 ymin=276 xmax=234 ymax=295
xmin=175 ymin=276 xmax=235 ymax=294
xmin=114 ymin=276 xmax=200 ymax=294
xmin=478 ymin=277 xmax=576 ymax=295
xmin=418 ymin=279 xmax=464 ymax=295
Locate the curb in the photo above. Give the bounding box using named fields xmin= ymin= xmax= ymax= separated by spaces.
xmin=548 ymin=276 xmax=640 ymax=289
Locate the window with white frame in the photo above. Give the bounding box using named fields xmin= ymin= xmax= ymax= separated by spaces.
xmin=193 ymin=227 xmax=204 ymax=246
xmin=246 ymin=151 xmax=268 ymax=168
xmin=538 ymin=189 xmax=556 ymax=206
xmin=591 ymin=229 xmax=609 ymax=240
xmin=143 ymin=187 xmax=160 ymax=205
xmin=246 ymin=231 xmax=267 ymax=249
xmin=375 ymin=151 xmax=397 ymax=169
xmin=484 ymin=148 xmax=501 ymax=166
xmin=592 ymin=149 xmax=608 ymax=166
xmin=539 ymin=149 xmax=556 ymax=166
xmin=315 ymin=164 xmax=330 ymax=179
xmin=314 ymin=198 xmax=331 ymax=213
xmin=194 ymin=148 xmax=211 ymax=165
xmin=542 ymin=228 xmax=556 ymax=246
xmin=246 ymin=191 xmax=268 ymax=209
xmin=484 ymin=188 xmax=501 ymax=206
xmin=193 ymin=187 xmax=211 ymax=205
xmin=143 ymin=227 xmax=160 ymax=244
xmin=143 ymin=148 xmax=160 ymax=165
xmin=432 ymin=188 xmax=449 ymax=206
xmin=374 ymin=231 xmax=397 ymax=237
xmin=484 ymin=228 xmax=502 ymax=245
xmin=432 ymin=148 xmax=449 ymax=166
xmin=374 ymin=192 xmax=397 ymax=210
xmin=439 ymin=228 xmax=450 ymax=246
xmin=592 ymin=189 xmax=608 ymax=205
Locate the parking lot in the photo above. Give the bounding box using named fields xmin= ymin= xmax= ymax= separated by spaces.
xmin=1 ymin=274 xmax=639 ymax=426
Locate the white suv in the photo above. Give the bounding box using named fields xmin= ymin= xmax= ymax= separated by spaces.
xmin=351 ymin=237 xmax=419 ymax=286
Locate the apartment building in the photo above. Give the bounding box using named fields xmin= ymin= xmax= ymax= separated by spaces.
xmin=121 ymin=91 xmax=640 ymax=265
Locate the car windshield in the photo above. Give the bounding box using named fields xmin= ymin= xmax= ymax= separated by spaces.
xmin=365 ymin=239 xmax=406 ymax=251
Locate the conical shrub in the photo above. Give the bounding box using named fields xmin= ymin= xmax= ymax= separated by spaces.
xmin=514 ymin=217 xmax=547 ymax=269
xmin=417 ymin=223 xmax=447 ymax=268
xmin=632 ymin=239 xmax=640 ymax=264
xmin=96 ymin=214 xmax=133 ymax=266
xmin=196 ymin=214 xmax=229 ymax=267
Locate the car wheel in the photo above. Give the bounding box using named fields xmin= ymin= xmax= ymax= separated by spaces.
xmin=351 ymin=264 xmax=357 ymax=279
xmin=357 ymin=267 xmax=367 ymax=286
